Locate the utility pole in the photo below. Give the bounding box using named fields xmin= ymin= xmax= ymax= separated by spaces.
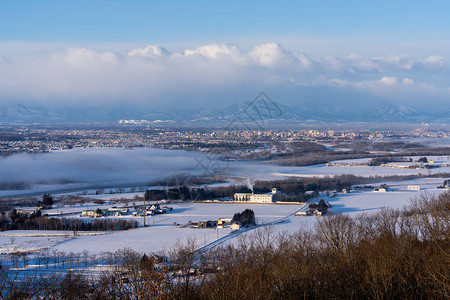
xmin=143 ymin=194 xmax=146 ymax=227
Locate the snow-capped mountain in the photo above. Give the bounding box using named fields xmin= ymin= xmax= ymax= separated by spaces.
xmin=0 ymin=101 xmax=448 ymax=124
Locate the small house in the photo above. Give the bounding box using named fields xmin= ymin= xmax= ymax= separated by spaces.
xmin=105 ymin=208 xmax=129 ymax=216
xmin=295 ymin=211 xmax=308 ymax=216
xmin=81 ymin=210 xmax=102 ymax=218
xmin=149 ymin=204 xmax=160 ymax=211
xmin=198 ymin=220 xmax=217 ymax=228
xmin=230 ymin=222 xmax=242 ymax=230
xmin=217 ymin=218 xmax=232 ymax=229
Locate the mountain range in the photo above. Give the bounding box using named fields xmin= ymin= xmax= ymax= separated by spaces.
xmin=0 ymin=101 xmax=448 ymax=125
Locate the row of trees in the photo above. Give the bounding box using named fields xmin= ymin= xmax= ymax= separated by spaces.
xmin=144 ymin=187 xmax=229 ymax=201
xmin=2 ymin=191 xmax=448 ymax=299
xmin=1 ymin=209 xmax=138 ymax=231
xmin=144 ymin=176 xmax=355 ymax=202
xmin=368 ymin=155 xmax=412 ymax=166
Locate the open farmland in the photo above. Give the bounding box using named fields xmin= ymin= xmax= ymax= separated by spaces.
xmin=2 ymin=177 xmax=447 ymax=259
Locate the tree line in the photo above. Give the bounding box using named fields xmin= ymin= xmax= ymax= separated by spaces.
xmin=144 ymin=177 xmax=355 ymax=202
xmin=0 ymin=209 xmax=138 ymax=231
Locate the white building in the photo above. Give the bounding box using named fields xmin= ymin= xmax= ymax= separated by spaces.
xmin=313 ymin=210 xmax=322 ymax=216
xmin=234 ymin=188 xmax=278 ymax=203
xmin=407 ymin=185 xmax=421 ymax=191
xmin=230 ymin=222 xmax=241 ymax=230
xmin=234 ymin=193 xmax=252 ymax=202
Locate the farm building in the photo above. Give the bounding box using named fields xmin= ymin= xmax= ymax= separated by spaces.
xmin=105 ymin=208 xmax=129 ymax=216
xmin=407 ymin=185 xmax=421 ymax=191
xmin=230 ymin=222 xmax=242 ymax=230
xmin=217 ymin=218 xmax=232 ymax=229
xmin=81 ymin=210 xmax=102 ymax=218
xmin=198 ymin=220 xmax=217 ymax=228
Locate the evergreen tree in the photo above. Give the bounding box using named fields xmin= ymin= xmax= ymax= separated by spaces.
xmin=42 ymin=194 xmax=54 ymax=208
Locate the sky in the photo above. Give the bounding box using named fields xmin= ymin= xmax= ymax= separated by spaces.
xmin=1 ymin=1 xmax=450 ymax=110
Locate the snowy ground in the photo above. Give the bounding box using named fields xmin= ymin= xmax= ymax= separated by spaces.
xmin=229 ymin=187 xmax=448 ymax=245
xmin=1 ymin=146 xmax=449 ymax=273
xmin=3 ymin=181 xmax=448 ymax=258
xmin=274 ymin=156 xmax=449 ymax=179
xmin=45 ymin=202 xmax=300 ymax=255
xmin=0 ymin=231 xmax=108 ymax=255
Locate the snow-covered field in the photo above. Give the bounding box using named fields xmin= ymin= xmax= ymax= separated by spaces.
xmin=0 ymin=234 xmax=71 ymax=255
xmin=1 ymin=146 xmax=449 ymax=273
xmin=229 ymin=187 xmax=448 ymax=245
xmin=41 ymin=202 xmax=300 ymax=255
xmin=2 ymin=180 xmax=447 ymax=258
xmin=0 ymin=202 xmax=300 ymax=257
xmin=269 ymin=155 xmax=450 ymax=179
xmin=0 ymin=231 xmax=108 ymax=255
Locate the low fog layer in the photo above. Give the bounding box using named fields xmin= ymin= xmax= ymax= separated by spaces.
xmin=0 ymin=148 xmax=203 ymax=190
xmin=2 ymin=148 xmax=450 ymax=195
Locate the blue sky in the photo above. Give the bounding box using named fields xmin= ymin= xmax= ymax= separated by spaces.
xmin=0 ymin=1 xmax=449 ymax=110
xmin=2 ymin=1 xmax=449 ymax=45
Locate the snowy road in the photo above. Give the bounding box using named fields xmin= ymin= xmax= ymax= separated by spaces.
xmin=193 ymin=201 xmax=309 ymax=257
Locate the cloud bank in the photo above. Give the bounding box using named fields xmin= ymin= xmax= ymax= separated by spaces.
xmin=0 ymin=42 xmax=448 ymax=109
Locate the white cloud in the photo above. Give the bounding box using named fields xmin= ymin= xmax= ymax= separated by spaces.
xmin=184 ymin=43 xmax=241 ymax=59
xmin=0 ymin=43 xmax=448 ymax=108
xmin=127 ymin=45 xmax=169 ymax=58
xmin=372 ymin=54 xmax=413 ymax=70
xmin=379 ymin=76 xmax=397 ymax=86
xmin=248 ymin=43 xmax=288 ymax=67
xmin=294 ymin=52 xmax=313 ymax=68
xmin=50 ymin=48 xmax=118 ymax=69
xmin=345 ymin=53 xmax=379 ymax=71
xmin=402 ymin=77 xmax=414 ymax=85
xmin=420 ymin=55 xmax=446 ymax=68
xmin=329 ymin=78 xmax=351 ymax=86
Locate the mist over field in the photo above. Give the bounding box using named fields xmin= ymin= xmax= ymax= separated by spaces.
xmin=2 ymin=147 xmax=449 ymax=196
xmin=0 ymin=148 xmax=203 ymax=190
